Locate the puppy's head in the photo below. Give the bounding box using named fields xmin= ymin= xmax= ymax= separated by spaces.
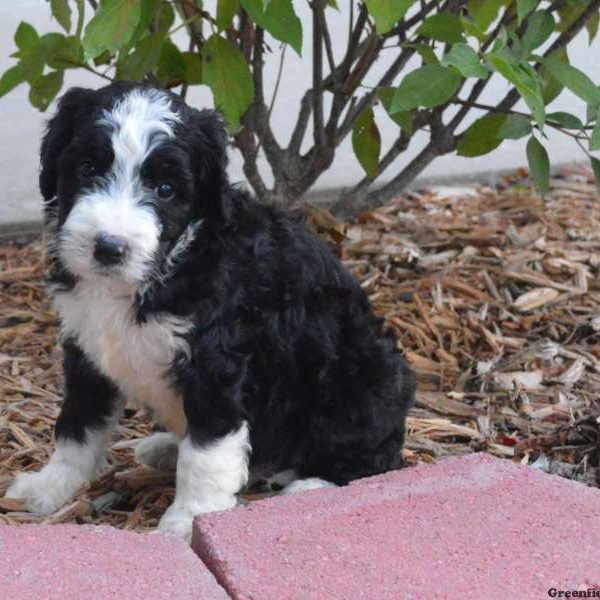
xmin=41 ymin=82 xmax=229 ymax=284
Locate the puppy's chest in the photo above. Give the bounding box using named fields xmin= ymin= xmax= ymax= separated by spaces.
xmin=54 ymin=282 xmax=190 ymax=436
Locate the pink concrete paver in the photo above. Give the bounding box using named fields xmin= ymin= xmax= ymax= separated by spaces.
xmin=193 ymin=453 xmax=600 ymax=600
xmin=0 ymin=524 xmax=228 ymax=600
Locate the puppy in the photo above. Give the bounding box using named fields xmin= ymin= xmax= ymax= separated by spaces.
xmin=5 ymin=82 xmax=415 ymax=541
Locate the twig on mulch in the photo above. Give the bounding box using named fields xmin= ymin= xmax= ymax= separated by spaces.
xmin=1 ymin=164 xmax=599 ymax=530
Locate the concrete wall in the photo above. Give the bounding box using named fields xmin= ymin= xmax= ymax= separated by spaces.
xmin=1 ymin=1 xmax=598 ymax=224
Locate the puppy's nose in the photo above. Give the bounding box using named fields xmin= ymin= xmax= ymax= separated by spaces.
xmin=93 ymin=233 xmax=129 ymax=266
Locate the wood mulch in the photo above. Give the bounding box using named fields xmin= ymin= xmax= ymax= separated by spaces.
xmin=1 ymin=164 xmax=599 ymax=530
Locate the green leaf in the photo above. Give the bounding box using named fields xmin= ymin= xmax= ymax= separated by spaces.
xmin=591 ymin=156 xmax=600 ymax=195
xmin=544 ymin=57 xmax=600 ymax=107
xmin=29 ymin=70 xmax=64 ymax=111
xmin=590 ymin=109 xmax=600 ymax=152
xmin=51 ymin=0 xmax=72 ymax=32
xmin=217 ymin=0 xmax=239 ymax=30
xmin=488 ymin=53 xmax=545 ymax=123
xmin=94 ymin=50 xmax=114 ymax=66
xmin=467 ymin=0 xmax=510 ymax=32
xmin=156 ymin=39 xmax=186 ymax=87
xmin=526 ymin=135 xmax=550 ymax=196
xmin=12 ymin=25 xmax=45 ymax=84
xmin=543 ymin=56 xmax=600 ymax=108
xmin=461 ymin=16 xmax=486 ymax=43
xmin=41 ymin=34 xmax=85 ymax=70
xmin=182 ymin=51 xmax=202 ymax=85
xmin=118 ymin=33 xmax=164 ymax=80
xmin=378 ymin=87 xmax=413 ymax=134
xmin=0 ymin=65 xmax=27 ymax=99
xmin=352 ymin=107 xmax=381 ymax=179
xmin=240 ymin=0 xmax=302 ymax=55
xmin=517 ymin=0 xmax=537 ymax=25
xmin=499 ymin=113 xmax=532 ymax=139
xmin=390 ymin=65 xmax=462 ymax=113
xmin=153 ymin=1 xmax=175 ymax=34
xmin=546 ymin=111 xmax=584 ymax=129
xmin=541 ymin=47 xmax=567 ymax=105
xmin=83 ymin=0 xmax=143 ymax=60
xmin=457 ymin=114 xmax=506 ymax=157
xmin=586 ymin=10 xmax=599 ymax=45
xmin=522 ymin=11 xmax=554 ymax=54
xmin=409 ymin=43 xmax=438 ymax=65
xmin=202 ymin=34 xmax=253 ymax=132
xmin=15 ymin=22 xmax=39 ymax=51
xmin=18 ymin=55 xmax=44 ymax=83
xmin=557 ymin=2 xmax=588 ymax=34
xmin=363 ymin=0 xmax=413 ymax=35
xmin=441 ymin=43 xmax=488 ymax=79
xmin=123 ymin=0 xmax=160 ymax=56
xmin=75 ymin=0 xmax=86 ymax=38
xmin=417 ymin=13 xmax=464 ymax=44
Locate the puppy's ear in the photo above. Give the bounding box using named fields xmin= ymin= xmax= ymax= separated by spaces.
xmin=186 ymin=108 xmax=231 ymax=220
xmin=39 ymin=87 xmax=97 ymax=202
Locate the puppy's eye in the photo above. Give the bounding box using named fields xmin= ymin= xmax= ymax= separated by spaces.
xmin=78 ymin=161 xmax=97 ymax=179
xmin=156 ymin=183 xmax=175 ymax=200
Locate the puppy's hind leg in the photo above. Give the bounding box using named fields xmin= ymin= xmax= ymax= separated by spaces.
xmin=281 ymin=477 xmax=337 ymax=495
xmin=135 ymin=432 xmax=179 ymax=471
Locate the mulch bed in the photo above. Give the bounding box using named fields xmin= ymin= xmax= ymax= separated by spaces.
xmin=1 ymin=164 xmax=599 ymax=530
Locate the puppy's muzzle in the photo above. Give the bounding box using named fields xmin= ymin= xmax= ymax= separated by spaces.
xmin=93 ymin=233 xmax=130 ymax=266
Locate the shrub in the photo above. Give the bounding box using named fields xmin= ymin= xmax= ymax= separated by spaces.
xmin=1 ymin=0 xmax=599 ymax=211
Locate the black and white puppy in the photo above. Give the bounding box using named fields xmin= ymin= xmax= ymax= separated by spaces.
xmin=6 ymin=82 xmax=415 ymax=541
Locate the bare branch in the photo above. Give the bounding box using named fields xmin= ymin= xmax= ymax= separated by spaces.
xmin=334 ymin=133 xmax=412 ymax=213
xmin=286 ymin=3 xmax=368 ymax=159
xmin=325 ymin=32 xmax=382 ymax=145
xmin=317 ymin=2 xmax=337 ymax=82
xmin=288 ymin=91 xmax=313 ymax=156
xmin=172 ymin=0 xmax=204 ymax=48
xmin=338 ymin=4 xmax=369 ymax=84
xmin=267 ymin=45 xmax=287 ymax=122
xmin=234 ymin=27 xmax=283 ymax=202
xmin=335 ymin=45 xmax=416 ymax=143
xmin=382 ymin=0 xmax=442 ymax=40
xmin=312 ymin=0 xmax=326 ymax=148
xmin=246 ymin=28 xmax=283 ymax=168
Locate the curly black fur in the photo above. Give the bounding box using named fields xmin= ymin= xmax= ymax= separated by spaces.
xmin=41 ymin=82 xmax=415 ymax=486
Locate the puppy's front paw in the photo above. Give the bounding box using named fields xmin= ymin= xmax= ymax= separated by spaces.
xmin=134 ymin=433 xmax=179 ymax=471
xmin=5 ymin=464 xmax=86 ymax=515
xmin=157 ymin=495 xmax=239 ymax=543
xmin=157 ymin=504 xmax=195 ymax=542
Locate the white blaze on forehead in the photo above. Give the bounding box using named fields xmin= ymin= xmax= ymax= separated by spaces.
xmin=60 ymin=89 xmax=181 ymax=284
xmin=100 ymin=88 xmax=180 ymax=171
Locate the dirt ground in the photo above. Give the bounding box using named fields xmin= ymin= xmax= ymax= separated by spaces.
xmin=1 ymin=164 xmax=599 ymax=530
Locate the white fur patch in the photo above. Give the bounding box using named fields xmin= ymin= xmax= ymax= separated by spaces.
xmin=137 ymin=218 xmax=204 ymax=302
xmin=268 ymin=468 xmax=299 ymax=488
xmin=101 ymin=89 xmax=179 ymax=160
xmin=158 ymin=422 xmax=251 ymax=542
xmin=59 ymin=190 xmax=160 ymax=283
xmin=281 ymin=477 xmax=337 ymax=495
xmin=134 ymin=432 xmax=180 ymax=471
xmin=54 ymin=280 xmax=192 ymax=437
xmin=5 ymin=425 xmax=115 ymax=514
xmin=59 ymin=89 xmax=180 ymax=284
